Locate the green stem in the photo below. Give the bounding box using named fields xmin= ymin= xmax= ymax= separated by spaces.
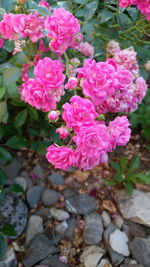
xmin=64 ymin=52 xmax=69 ymax=77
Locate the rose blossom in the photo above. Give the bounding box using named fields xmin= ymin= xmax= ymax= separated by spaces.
xmin=65 ymin=77 xmax=78 ymax=90
xmin=119 ymin=0 xmax=137 ymax=8
xmin=76 ymin=42 xmax=94 ymax=57
xmin=48 ymin=110 xmax=59 ymax=121
xmin=62 ymin=96 xmax=98 ymax=133
xmin=108 ymin=116 xmax=131 ymax=149
xmin=46 ymin=145 xmax=75 ymax=170
xmin=0 ymin=38 xmax=4 ymax=48
xmin=45 ymin=8 xmax=80 ymax=54
xmin=0 ymin=13 xmax=16 ymax=40
xmin=56 ymin=127 xmax=69 ymax=139
xmin=106 ymin=40 xmax=120 ymax=55
xmin=34 ymin=57 xmax=65 ymax=90
xmin=20 ymin=78 xmax=56 ymax=112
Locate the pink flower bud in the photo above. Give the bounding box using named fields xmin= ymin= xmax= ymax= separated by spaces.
xmin=0 ymin=38 xmax=4 ymax=49
xmin=56 ymin=127 xmax=69 ymax=139
xmin=65 ymin=77 xmax=78 ymax=90
xmin=38 ymin=0 xmax=50 ymax=9
xmin=48 ymin=110 xmax=59 ymax=121
xmin=76 ymin=42 xmax=94 ymax=57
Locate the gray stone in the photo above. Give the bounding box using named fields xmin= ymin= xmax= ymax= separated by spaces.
xmin=14 ymin=177 xmax=27 ymax=191
xmin=64 ymin=188 xmax=78 ymax=199
xmin=0 ymin=158 xmax=22 ymax=181
xmin=49 ymin=208 xmax=70 ymax=221
xmin=0 ymin=193 xmax=28 ymax=238
xmin=41 ymin=189 xmax=59 ymax=207
xmin=25 ymin=215 xmax=44 ymax=247
xmin=35 ymin=208 xmax=50 ymax=223
xmin=113 ymin=214 xmax=124 ymax=229
xmin=101 ymin=210 xmax=111 ymax=228
xmin=128 ymin=221 xmax=150 ymax=238
xmin=27 ymin=185 xmax=44 ymax=208
xmin=109 ymin=229 xmax=130 ymax=256
xmin=129 ymin=237 xmax=150 ymax=267
xmin=20 ymin=171 xmax=33 ymax=190
xmin=65 ymin=193 xmax=96 ymax=215
xmin=121 ymin=265 xmax=144 ymax=267
xmin=84 ymin=213 xmax=103 ymax=245
xmin=55 ymin=221 xmax=68 ymax=234
xmin=116 ymin=190 xmax=150 ymax=227
xmin=32 ymin=165 xmax=44 ymax=180
xmin=97 ymin=259 xmax=111 ymax=267
xmin=0 ymin=248 xmax=17 ymax=267
xmin=64 ymin=218 xmax=76 ymax=241
xmin=65 ymin=166 xmax=76 ymax=172
xmin=48 ymin=173 xmax=64 ymax=186
xmin=103 ymin=224 xmax=124 ymax=266
xmin=41 ymin=255 xmax=69 ymax=267
xmin=80 ymin=246 xmax=105 ymax=267
xmin=23 ymin=234 xmax=58 ymax=267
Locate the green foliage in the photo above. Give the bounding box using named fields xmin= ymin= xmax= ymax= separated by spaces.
xmin=105 ymin=156 xmax=150 ymax=193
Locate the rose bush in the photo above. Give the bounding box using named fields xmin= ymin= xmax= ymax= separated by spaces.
xmin=0 ymin=0 xmax=149 ymax=169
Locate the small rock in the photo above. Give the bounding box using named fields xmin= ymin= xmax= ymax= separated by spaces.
xmin=80 ymin=246 xmax=105 ymax=267
xmin=35 ymin=208 xmax=50 ymax=223
xmin=116 ymin=190 xmax=150 ymax=227
xmin=23 ymin=234 xmax=58 ymax=267
xmin=34 ymin=265 xmax=49 ymax=267
xmin=32 ymin=165 xmax=44 ymax=180
xmin=101 ymin=211 xmax=111 ymax=228
xmin=121 ymin=265 xmax=143 ymax=267
xmin=25 ymin=215 xmax=44 ymax=247
xmin=65 ymin=193 xmax=96 ymax=215
xmin=14 ymin=177 xmax=27 ymax=191
xmin=41 ymin=255 xmax=69 ymax=267
xmin=49 ymin=207 xmax=70 ymax=221
xmin=128 ymin=221 xmax=150 ymax=238
xmin=48 ymin=173 xmax=64 ymax=186
xmin=97 ymin=259 xmax=112 ymax=267
xmin=84 ymin=213 xmax=104 ymax=245
xmin=0 ymin=158 xmax=22 ymax=181
xmin=109 ymin=229 xmax=130 ymax=256
xmin=64 ymin=188 xmax=78 ymax=199
xmin=41 ymin=189 xmax=59 ymax=207
xmin=129 ymin=237 xmax=150 ymax=267
xmin=55 ymin=221 xmax=68 ymax=234
xmin=0 ymin=193 xmax=28 ymax=238
xmin=0 ymin=248 xmax=17 ymax=267
xmin=27 ymin=185 xmax=44 ymax=208
xmin=113 ymin=214 xmax=124 ymax=229
xmin=64 ymin=218 xmax=76 ymax=241
xmin=65 ymin=166 xmax=76 ymax=172
xmin=103 ymin=224 xmax=124 ymax=266
xmin=20 ymin=171 xmax=33 ymax=190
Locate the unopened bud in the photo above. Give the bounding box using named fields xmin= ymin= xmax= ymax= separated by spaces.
xmin=48 ymin=110 xmax=60 ymax=121
xmin=145 ymin=61 xmax=150 ymax=72
xmin=97 ymin=114 xmax=105 ymax=121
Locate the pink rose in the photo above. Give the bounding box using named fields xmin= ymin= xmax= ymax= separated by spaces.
xmin=76 ymin=42 xmax=94 ymax=57
xmin=0 ymin=13 xmax=16 ymax=40
xmin=48 ymin=110 xmax=59 ymax=121
xmin=46 ymin=145 xmax=75 ymax=170
xmin=62 ymin=96 xmax=98 ymax=133
xmin=119 ymin=0 xmax=137 ymax=8
xmin=38 ymin=0 xmax=50 ymax=9
xmin=20 ymin=78 xmax=56 ymax=112
xmin=0 ymin=38 xmax=4 ymax=48
xmin=45 ymin=8 xmax=80 ymax=54
xmin=56 ymin=127 xmax=69 ymax=139
xmin=108 ymin=116 xmax=131 ymax=148
xmin=65 ymin=77 xmax=78 ymax=89
xmin=34 ymin=57 xmax=65 ymax=90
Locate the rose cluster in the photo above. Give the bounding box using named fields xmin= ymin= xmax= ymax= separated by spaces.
xmin=46 ymin=96 xmax=131 ymax=170
xmin=76 ymin=41 xmax=147 ymax=114
xmin=20 ymin=57 xmax=65 ymax=112
xmin=119 ymin=0 xmax=150 ymax=20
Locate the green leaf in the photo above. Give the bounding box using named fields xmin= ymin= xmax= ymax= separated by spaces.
xmin=3 ymin=67 xmax=21 ymax=86
xmin=30 ymin=5 xmax=51 ymax=16
xmin=0 ymin=87 xmax=6 ymax=99
xmin=127 ymin=7 xmax=139 ymax=21
xmin=3 ymin=0 xmax=16 ymax=12
xmin=0 ymin=170 xmax=7 ymax=186
xmin=0 ymin=7 xmax=5 ymax=15
xmin=128 ymin=155 xmax=140 ymax=175
xmin=74 ymin=0 xmax=86 ymax=3
xmin=117 ymin=13 xmax=131 ymax=29
xmin=99 ymin=9 xmax=114 ymax=23
xmin=135 ymin=173 xmax=150 ymax=185
xmin=6 ymin=135 xmax=28 ymax=149
xmin=9 ymin=184 xmax=24 ymax=193
xmin=0 ymin=101 xmax=8 ymax=123
xmin=4 ymin=40 xmax=15 ymax=53
xmin=15 ymin=109 xmax=27 ymax=128
xmin=6 ymin=83 xmax=19 ymax=99
xmin=104 ymin=179 xmax=116 ymax=186
xmin=84 ymin=1 xmax=98 ymax=21
xmin=27 ymin=106 xmax=39 ymax=121
xmin=0 ymin=191 xmax=5 ymax=203
xmin=0 ymin=234 xmax=8 ymax=260
xmin=110 ymin=161 xmax=120 ymax=173
xmin=0 ymin=147 xmax=13 ymax=164
xmin=0 ymin=224 xmax=16 ymax=236
xmin=124 ymin=182 xmax=134 ymax=194
xmin=120 ymin=157 xmax=127 ymax=173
